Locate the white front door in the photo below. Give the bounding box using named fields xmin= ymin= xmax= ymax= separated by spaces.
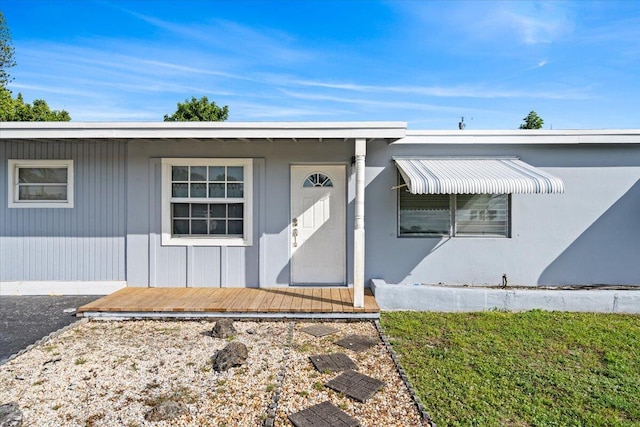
xmin=290 ymin=165 xmax=346 ymax=285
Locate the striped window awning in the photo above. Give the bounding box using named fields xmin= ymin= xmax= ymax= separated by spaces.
xmin=395 ymin=157 xmax=565 ymax=194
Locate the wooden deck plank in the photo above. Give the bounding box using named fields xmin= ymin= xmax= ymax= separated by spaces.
xmin=118 ymin=288 xmax=154 ymax=312
xmin=329 ymin=288 xmax=341 ymax=312
xmin=218 ymin=288 xmax=245 ymax=311
xmin=78 ymin=286 xmax=379 ymax=316
xmin=319 ymin=288 xmax=332 ymax=312
xmin=222 ymin=288 xmax=246 ymax=311
xmin=210 ymin=289 xmax=235 ymax=311
xmin=226 ymin=288 xmax=256 ymax=312
xmin=246 ymin=289 xmax=269 ymax=312
xmin=364 ymin=289 xmax=380 ymax=312
xmin=267 ymin=289 xmax=287 ymax=312
xmin=311 ymin=288 xmax=322 ymax=312
xmin=289 ymin=289 xmax=306 ymax=313
xmin=257 ymin=289 xmax=278 ymax=312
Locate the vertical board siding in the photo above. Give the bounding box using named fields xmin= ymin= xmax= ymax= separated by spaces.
xmin=0 ymin=139 xmax=126 ymax=281
xmin=144 ymin=158 xmax=258 ymax=288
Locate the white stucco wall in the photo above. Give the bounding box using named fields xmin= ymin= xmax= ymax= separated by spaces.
xmin=365 ymin=140 xmax=640 ymax=287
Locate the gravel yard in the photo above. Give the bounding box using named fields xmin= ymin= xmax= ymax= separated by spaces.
xmin=0 ymin=319 xmax=422 ymax=426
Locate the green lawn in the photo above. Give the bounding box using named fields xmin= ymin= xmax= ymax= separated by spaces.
xmin=381 ymin=311 xmax=640 ymax=427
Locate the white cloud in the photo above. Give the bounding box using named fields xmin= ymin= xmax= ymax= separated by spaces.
xmin=292 ymin=79 xmax=589 ymax=100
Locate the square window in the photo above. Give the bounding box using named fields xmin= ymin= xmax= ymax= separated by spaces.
xmin=209 ymin=183 xmax=225 ymax=198
xmin=209 ymin=166 xmax=225 ymax=181
xmin=173 ymin=203 xmax=190 ymax=217
xmin=191 ymin=204 xmax=209 ymax=218
xmin=228 ymin=220 xmax=243 ymax=235
xmin=210 ymin=204 xmax=226 ymax=218
xmin=162 ymin=158 xmax=253 ymax=246
xmin=190 ymin=183 xmax=207 ymax=197
xmin=227 ymin=166 xmax=243 ymax=181
xmin=227 ymin=183 xmax=243 ymax=198
xmin=8 ymin=160 xmax=74 ymax=208
xmin=209 ymin=219 xmax=226 ymax=234
xmin=172 ymin=166 xmax=189 ymax=181
xmin=173 ymin=219 xmax=189 ymax=235
xmin=172 ymin=183 xmax=188 ymax=197
xmin=190 ymin=166 xmax=207 ymax=181
xmin=191 ymin=220 xmax=208 ymax=234
xmin=228 ymin=203 xmax=243 ymax=218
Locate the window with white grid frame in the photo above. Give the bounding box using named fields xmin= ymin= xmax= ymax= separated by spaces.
xmin=161 ymin=158 xmax=253 ymax=246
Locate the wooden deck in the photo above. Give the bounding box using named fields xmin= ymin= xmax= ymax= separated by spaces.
xmin=78 ymin=287 xmax=380 ymax=319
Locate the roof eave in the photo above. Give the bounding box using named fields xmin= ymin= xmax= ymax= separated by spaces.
xmin=0 ymin=121 xmax=407 ymax=142
xmin=399 ymin=129 xmax=640 ymax=144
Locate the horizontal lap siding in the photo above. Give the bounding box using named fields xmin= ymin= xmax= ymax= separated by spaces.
xmin=0 ymin=140 xmax=126 ymax=281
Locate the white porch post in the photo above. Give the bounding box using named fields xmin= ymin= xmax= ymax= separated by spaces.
xmin=353 ymin=138 xmax=366 ymax=308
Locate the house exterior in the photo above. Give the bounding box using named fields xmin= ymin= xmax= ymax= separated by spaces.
xmin=2 ymin=122 xmax=639 ymax=310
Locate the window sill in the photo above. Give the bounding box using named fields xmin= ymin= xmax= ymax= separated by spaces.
xmin=161 ymin=234 xmax=252 ymax=247
xmin=8 ymin=201 xmax=74 ymax=209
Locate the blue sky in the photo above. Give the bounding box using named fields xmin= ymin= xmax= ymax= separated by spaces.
xmin=2 ymin=0 xmax=639 ymax=129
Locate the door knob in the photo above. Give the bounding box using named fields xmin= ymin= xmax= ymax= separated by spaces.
xmin=292 ymin=218 xmax=298 ymax=226
xmin=292 ymin=228 xmax=298 ymax=247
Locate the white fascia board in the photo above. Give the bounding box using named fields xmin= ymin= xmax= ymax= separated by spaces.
xmin=399 ymin=129 xmax=640 ymax=145
xmin=0 ymin=121 xmax=407 ymax=140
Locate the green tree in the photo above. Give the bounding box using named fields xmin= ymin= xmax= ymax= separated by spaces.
xmin=519 ymin=111 xmax=544 ymax=129
xmin=164 ymin=96 xmax=229 ymax=121
xmin=0 ymin=86 xmax=71 ymax=121
xmin=0 ymin=11 xmax=16 ymax=87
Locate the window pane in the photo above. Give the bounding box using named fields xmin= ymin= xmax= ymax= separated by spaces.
xmin=190 ymin=166 xmax=207 ymax=181
xmin=19 ymin=167 xmax=67 ymax=184
xmin=173 ymin=219 xmax=189 ymax=235
xmin=18 ymin=185 xmax=67 ymax=201
xmin=228 ymin=203 xmax=243 ymax=218
xmin=227 ymin=183 xmax=243 ymax=198
xmin=455 ymin=194 xmax=509 ymax=237
xmin=190 ymin=183 xmax=207 ymax=198
xmin=172 ymin=166 xmax=188 ymax=181
xmin=191 ymin=220 xmax=208 ymax=234
xmin=228 ymin=220 xmax=243 ymax=235
xmin=227 ymin=166 xmax=243 ymax=182
xmin=209 ymin=166 xmax=225 ymax=181
xmin=209 ymin=219 xmax=226 ymax=234
xmin=209 ymin=183 xmax=225 ymax=198
xmin=173 ymin=203 xmax=189 ymax=217
xmin=209 ymin=204 xmax=226 ymax=218
xmin=191 ymin=203 xmax=209 ymax=218
xmin=172 ymin=183 xmax=188 ymax=197
xmin=399 ymin=192 xmax=450 ymax=235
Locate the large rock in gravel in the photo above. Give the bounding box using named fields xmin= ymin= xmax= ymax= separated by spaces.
xmin=212 ymin=342 xmax=248 ymax=371
xmin=144 ymin=400 xmax=189 ymax=422
xmin=0 ymin=402 xmax=23 ymax=427
xmin=211 ymin=319 xmax=237 ymax=338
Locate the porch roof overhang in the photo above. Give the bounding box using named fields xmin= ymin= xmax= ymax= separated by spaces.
xmin=395 ymin=157 xmax=565 ymax=194
xmin=0 ymin=121 xmax=406 ymax=143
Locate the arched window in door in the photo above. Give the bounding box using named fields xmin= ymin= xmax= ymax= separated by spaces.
xmin=303 ymin=173 xmax=333 ymax=188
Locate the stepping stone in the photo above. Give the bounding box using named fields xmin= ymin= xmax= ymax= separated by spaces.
xmin=300 ymin=324 xmax=339 ymax=337
xmin=309 ymin=353 xmax=357 ymax=373
xmin=325 ymin=370 xmax=385 ymax=402
xmin=335 ymin=335 xmax=378 ymax=352
xmin=289 ymin=401 xmax=360 ymax=427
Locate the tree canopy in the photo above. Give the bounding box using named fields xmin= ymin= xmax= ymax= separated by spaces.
xmin=0 ymin=87 xmax=71 ymax=121
xmin=519 ymin=111 xmax=544 ymax=129
xmin=164 ymin=96 xmax=229 ymax=122
xmin=0 ymin=12 xmax=16 ymax=87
